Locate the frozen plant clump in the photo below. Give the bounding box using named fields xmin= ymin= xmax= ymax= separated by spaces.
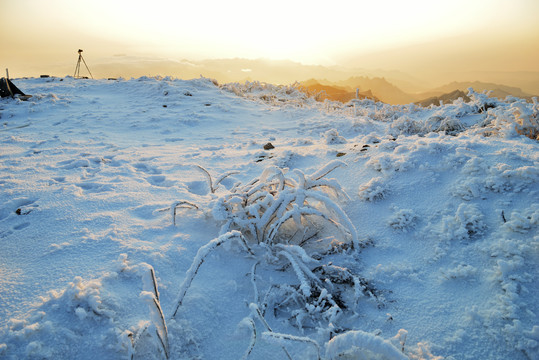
xmin=166 ymin=162 xmax=393 ymax=359
xmin=323 ymin=129 xmax=347 ymax=145
xmin=220 ymin=81 xmax=311 ymax=107
xmin=442 ymin=203 xmax=486 ymax=241
xmin=467 ymin=88 xmax=498 ymax=114
xmin=440 ymin=264 xmax=478 ymax=280
xmin=511 ymin=98 xmax=539 ymax=140
xmin=358 ymin=177 xmax=388 ymax=202
xmin=504 ymin=204 xmax=539 ymax=234
xmin=423 ymin=116 xmax=465 ymax=135
xmin=366 ymin=153 xmax=406 ymax=173
xmin=390 ymin=115 xmax=421 ymax=136
xmin=1 ymin=258 xmax=170 ymax=360
xmin=485 ymin=163 xmax=539 ymax=193
xmin=451 ymin=178 xmax=484 ymax=201
xmin=388 ymin=208 xmax=417 ymax=231
xmin=209 ymin=160 xmax=358 ymax=249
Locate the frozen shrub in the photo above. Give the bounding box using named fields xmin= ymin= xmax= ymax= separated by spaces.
xmin=511 ymin=98 xmax=539 ymax=140
xmin=209 ymin=161 xmax=358 ymax=249
xmin=366 ymin=153 xmax=407 ymax=173
xmin=454 ymin=203 xmax=486 ymax=239
xmin=168 ymin=163 xmax=381 ymax=358
xmin=461 ymin=157 xmax=487 ymax=176
xmin=388 ymin=208 xmax=417 ymax=231
xmin=440 ymin=264 xmax=478 ymax=280
xmin=323 ymin=128 xmax=347 ymax=144
xmin=441 ymin=203 xmax=486 ymax=241
xmin=391 ymin=113 xmax=470 ymax=137
xmin=358 ymin=177 xmax=388 ymax=202
xmin=353 ymin=100 xmax=402 ymax=122
xmin=481 ymin=234 xmax=538 ymax=359
xmin=423 ymin=116 xmax=465 ymax=135
xmin=504 ymin=205 xmax=539 ymax=234
xmin=390 ymin=115 xmax=421 ymax=135
xmin=220 ymin=81 xmax=312 ymax=107
xmin=451 ymin=178 xmax=484 ymax=200
xmin=485 ymin=163 xmax=539 ymax=193
xmin=467 ymin=88 xmax=498 ymax=113
xmin=478 ymin=95 xmax=539 ymax=140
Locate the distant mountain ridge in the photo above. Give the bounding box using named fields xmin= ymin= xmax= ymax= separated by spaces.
xmin=416 ymin=90 xmax=470 ymax=107
xmin=87 ymin=56 xmax=538 ymax=104
xmin=299 ymin=79 xmax=379 ymax=102
xmin=427 ymin=81 xmax=535 ymax=100
xmin=301 ymin=77 xmax=537 ymax=105
xmin=335 ymin=77 xmax=416 ymax=104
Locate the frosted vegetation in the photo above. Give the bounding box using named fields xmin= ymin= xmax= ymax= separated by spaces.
xmin=0 ymin=76 xmax=537 ymax=359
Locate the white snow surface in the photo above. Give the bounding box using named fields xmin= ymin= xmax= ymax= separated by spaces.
xmin=0 ymin=76 xmax=538 ymax=359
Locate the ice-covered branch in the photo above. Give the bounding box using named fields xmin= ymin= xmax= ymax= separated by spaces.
xmin=262 ymin=331 xmax=320 ymax=360
xmin=171 ymin=200 xmax=198 ymax=226
xmin=239 ymin=317 xmax=257 ymax=360
xmin=171 ymin=231 xmax=246 ymax=318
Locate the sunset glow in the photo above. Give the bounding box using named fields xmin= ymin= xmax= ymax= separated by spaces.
xmin=1 ymin=0 xmax=539 ymax=86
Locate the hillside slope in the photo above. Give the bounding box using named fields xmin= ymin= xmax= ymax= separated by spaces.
xmin=0 ymin=77 xmax=537 ymax=360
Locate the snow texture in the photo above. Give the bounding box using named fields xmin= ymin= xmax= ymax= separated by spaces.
xmin=0 ymin=77 xmax=538 ymax=359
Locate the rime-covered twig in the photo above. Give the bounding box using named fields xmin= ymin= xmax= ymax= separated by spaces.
xmin=140 ymin=291 xmax=169 ymax=359
xmin=135 ymin=266 xmax=170 ymax=359
xmin=393 ymin=329 xmax=407 ymax=353
xmin=259 ymin=166 xmax=286 ymax=191
xmin=249 ymin=303 xmax=293 ymax=360
xmin=276 ymin=244 xmax=322 ymax=287
xmin=257 ymin=193 xmax=291 ymax=243
xmin=309 ymin=160 xmax=346 ymax=181
xmin=172 ymin=231 xmax=246 ymax=318
xmin=194 ymin=164 xmax=238 ymax=193
xmin=306 ymin=178 xmax=348 ymax=199
xmin=214 ymin=171 xmax=240 ymax=192
xmin=150 ymin=267 xmax=160 ymax=301
xmin=234 ymin=232 xmax=255 ymax=256
xmin=130 ymin=323 xmax=149 ymax=360
xmin=306 ymin=191 xmax=358 ymax=250
xmin=267 ymin=205 xmax=329 ymax=244
xmin=194 ymin=165 xmax=214 ymax=192
xmin=251 ymin=262 xmax=260 ymax=304
xmin=239 ymin=317 xmax=257 ymax=360
xmin=171 ymin=200 xmax=198 ymax=226
xmin=262 ymin=331 xmax=321 ymax=360
xmin=153 ymin=297 xmax=170 ymax=359
xmin=278 ymin=250 xmax=312 ymax=297
xmin=260 ymin=284 xmax=277 ymax=316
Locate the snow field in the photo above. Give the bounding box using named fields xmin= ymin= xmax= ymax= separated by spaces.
xmin=0 ymin=77 xmax=538 ymax=359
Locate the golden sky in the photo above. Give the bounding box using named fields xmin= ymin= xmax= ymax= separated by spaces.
xmin=1 ymin=0 xmax=539 ymax=81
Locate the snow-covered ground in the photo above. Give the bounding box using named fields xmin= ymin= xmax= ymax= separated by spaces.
xmin=0 ymin=77 xmax=537 ymax=360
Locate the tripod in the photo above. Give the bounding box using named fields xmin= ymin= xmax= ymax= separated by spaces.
xmin=74 ymin=49 xmax=93 ymax=79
